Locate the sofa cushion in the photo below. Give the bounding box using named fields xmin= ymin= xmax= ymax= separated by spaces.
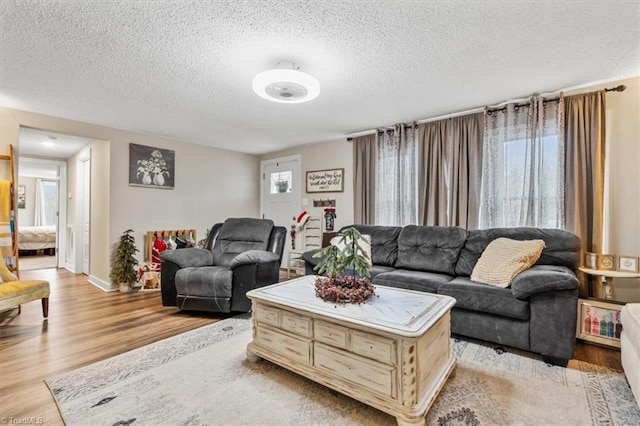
xmin=372 ymin=269 xmax=453 ymax=293
xmin=456 ymin=227 xmax=582 ymax=277
xmin=438 ymin=277 xmax=530 ymax=320
xmin=175 ymin=266 xmax=233 ymax=298
xmin=395 ymin=225 xmax=467 ymax=275
xmin=343 ymin=225 xmax=402 ymax=267
xmin=370 ymin=265 xmax=396 ymax=278
xmin=471 ymin=238 xmax=545 ymax=287
xmin=212 ymin=218 xmax=274 ymax=267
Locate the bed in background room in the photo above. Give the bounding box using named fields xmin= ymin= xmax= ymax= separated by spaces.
xmin=18 ymin=225 xmax=56 ymax=255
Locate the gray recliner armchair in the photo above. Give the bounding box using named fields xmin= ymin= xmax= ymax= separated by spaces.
xmin=160 ymin=218 xmax=286 ymax=313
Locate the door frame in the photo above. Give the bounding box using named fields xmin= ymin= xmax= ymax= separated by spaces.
xmin=75 ymin=149 xmax=91 ymax=275
xmin=17 ymin=156 xmax=67 ymax=270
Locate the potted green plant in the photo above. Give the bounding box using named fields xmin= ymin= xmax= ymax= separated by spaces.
xmin=313 ymin=227 xmax=375 ymax=303
xmin=111 ymin=229 xmax=139 ymax=293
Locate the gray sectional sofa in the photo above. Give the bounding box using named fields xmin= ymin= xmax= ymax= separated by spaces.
xmin=302 ymin=225 xmax=582 ymax=366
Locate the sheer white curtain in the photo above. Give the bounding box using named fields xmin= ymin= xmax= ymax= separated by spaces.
xmin=34 ymin=178 xmax=46 ymax=226
xmin=34 ymin=179 xmax=58 ymax=227
xmin=480 ymin=97 xmax=564 ymax=228
xmin=375 ymin=124 xmax=418 ymax=226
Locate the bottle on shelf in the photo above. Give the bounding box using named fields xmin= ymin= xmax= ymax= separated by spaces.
xmin=606 ymin=313 xmax=615 ymax=338
xmin=591 ymin=312 xmax=600 ymax=335
xmin=600 ymin=314 xmax=607 ymax=336
xmin=583 ymin=307 xmax=591 ymax=334
xmin=615 ymin=312 xmax=623 ymax=339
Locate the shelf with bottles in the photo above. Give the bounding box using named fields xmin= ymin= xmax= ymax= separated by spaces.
xmin=576 ymin=298 xmax=624 ymax=348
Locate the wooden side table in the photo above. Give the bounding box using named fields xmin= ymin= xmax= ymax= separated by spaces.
xmin=578 ymin=267 xmax=640 ymax=301
xmin=576 ymin=267 xmax=640 ymax=348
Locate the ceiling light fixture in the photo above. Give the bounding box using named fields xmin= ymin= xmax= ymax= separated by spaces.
xmin=252 ymin=61 xmax=320 ymax=104
xmin=41 ymin=136 xmax=57 ymax=147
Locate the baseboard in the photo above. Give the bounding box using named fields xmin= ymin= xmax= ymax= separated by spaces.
xmin=88 ymin=275 xmax=117 ymax=292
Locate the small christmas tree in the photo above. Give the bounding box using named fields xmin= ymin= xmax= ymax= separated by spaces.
xmin=313 ymin=227 xmax=375 ymax=304
xmin=111 ymin=229 xmax=139 ymax=292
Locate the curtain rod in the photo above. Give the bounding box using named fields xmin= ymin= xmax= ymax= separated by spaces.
xmin=346 ymin=84 xmax=627 ymax=141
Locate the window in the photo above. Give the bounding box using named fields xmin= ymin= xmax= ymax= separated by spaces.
xmin=374 ymin=126 xmax=418 ymax=226
xmin=269 ymin=171 xmax=292 ymax=194
xmin=480 ymin=98 xmax=564 ymax=229
xmin=35 ymin=179 xmax=58 ymax=227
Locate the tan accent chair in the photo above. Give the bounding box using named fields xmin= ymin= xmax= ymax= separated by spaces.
xmin=0 ymin=262 xmax=49 ymax=318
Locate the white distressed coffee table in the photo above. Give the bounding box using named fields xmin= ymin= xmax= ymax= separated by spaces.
xmin=246 ymin=275 xmax=456 ymax=426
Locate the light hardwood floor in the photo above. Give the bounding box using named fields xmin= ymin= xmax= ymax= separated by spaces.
xmin=0 ymin=268 xmax=622 ymax=425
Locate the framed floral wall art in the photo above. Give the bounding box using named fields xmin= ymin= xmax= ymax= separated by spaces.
xmin=129 ymin=143 xmax=175 ymax=189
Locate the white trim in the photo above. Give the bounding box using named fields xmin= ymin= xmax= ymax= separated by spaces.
xmin=63 ymin=263 xmax=76 ymax=273
xmin=88 ymin=274 xmax=116 ymax=292
xmin=76 ymin=149 xmax=91 ymax=275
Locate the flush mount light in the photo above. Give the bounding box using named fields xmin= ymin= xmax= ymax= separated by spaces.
xmin=252 ymin=62 xmax=320 ymax=104
xmin=41 ymin=136 xmax=57 ymax=147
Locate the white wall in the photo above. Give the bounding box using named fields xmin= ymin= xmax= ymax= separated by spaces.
xmin=603 ymin=77 xmax=640 ymax=302
xmin=17 ymin=176 xmax=36 ymax=227
xmin=1 ymin=108 xmax=260 ymax=286
xmin=260 ymin=138 xmax=354 ymax=231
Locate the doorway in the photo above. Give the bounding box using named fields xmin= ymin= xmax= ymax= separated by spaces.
xmin=16 ymin=158 xmax=66 ymax=271
xmin=260 ymin=155 xmax=301 ymax=266
xmin=17 ymin=127 xmax=92 ymax=274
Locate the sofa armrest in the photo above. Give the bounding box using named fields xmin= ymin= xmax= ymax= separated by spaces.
xmin=230 ymin=250 xmax=280 ymax=269
xmin=160 ymin=248 xmax=213 ymax=268
xmin=511 ymin=265 xmax=579 ymax=300
xmin=301 ymin=248 xmax=324 ymax=272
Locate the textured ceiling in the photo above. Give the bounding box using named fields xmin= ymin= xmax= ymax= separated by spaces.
xmin=1 ymin=1 xmax=639 ymax=155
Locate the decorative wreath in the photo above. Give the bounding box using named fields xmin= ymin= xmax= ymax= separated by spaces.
xmin=314 ymin=276 xmax=376 ymax=304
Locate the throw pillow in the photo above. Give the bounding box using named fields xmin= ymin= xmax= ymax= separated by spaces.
xmin=471 ymin=237 xmax=545 ymax=287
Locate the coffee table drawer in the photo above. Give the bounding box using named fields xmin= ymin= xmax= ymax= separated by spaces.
xmin=314 ymin=320 xmax=348 ymax=349
xmin=314 ymin=343 xmax=395 ymax=398
xmin=281 ymin=311 xmax=312 ymax=337
xmin=351 ymin=330 xmax=396 ymax=365
xmin=256 ymin=326 xmax=311 ymax=365
xmin=255 ymin=304 xmax=279 ymax=327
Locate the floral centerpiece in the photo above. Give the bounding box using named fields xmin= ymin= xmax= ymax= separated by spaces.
xmin=312 ymin=227 xmax=375 ymax=304
xmin=136 ymin=149 xmax=170 ymax=186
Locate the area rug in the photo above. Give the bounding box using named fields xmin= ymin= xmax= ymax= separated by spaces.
xmin=46 ymin=315 xmax=640 ymax=426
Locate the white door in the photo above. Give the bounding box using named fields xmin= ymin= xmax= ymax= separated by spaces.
xmin=81 ymin=157 xmax=90 ymax=275
xmin=261 ymin=156 xmax=301 ymax=265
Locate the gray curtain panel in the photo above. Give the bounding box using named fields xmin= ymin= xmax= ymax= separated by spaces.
xmin=353 ymin=133 xmax=377 ymax=224
xmin=564 ymin=91 xmax=606 ymax=297
xmin=417 ymin=120 xmax=448 ymax=226
xmin=417 ymin=113 xmax=483 ymax=228
xmin=449 ymin=113 xmax=483 ymax=229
